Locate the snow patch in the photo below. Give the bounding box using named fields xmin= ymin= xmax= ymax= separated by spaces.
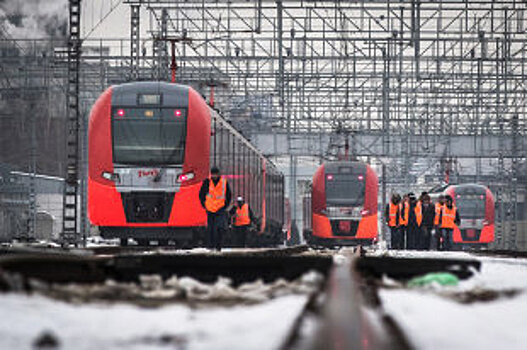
xmin=0 ymin=293 xmax=309 ymax=350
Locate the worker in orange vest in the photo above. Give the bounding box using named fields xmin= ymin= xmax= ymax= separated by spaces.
xmin=405 ymin=193 xmax=423 ymax=249
xmin=437 ymin=195 xmax=461 ymax=251
xmin=230 ymin=196 xmax=257 ymax=248
xmin=433 ymin=195 xmax=446 ymax=250
xmin=399 ymin=193 xmax=410 ymax=248
xmin=385 ymin=193 xmax=403 ymax=249
xmin=199 ymin=166 xmax=232 ymax=251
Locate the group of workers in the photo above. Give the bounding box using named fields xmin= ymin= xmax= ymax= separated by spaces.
xmin=199 ymin=166 xmax=257 ymax=251
xmin=385 ymin=192 xmax=461 ymax=250
xmin=200 ymin=166 xmax=462 ymax=251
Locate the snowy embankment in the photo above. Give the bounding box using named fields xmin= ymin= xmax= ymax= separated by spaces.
xmin=0 ymin=270 xmax=324 ymax=350
xmin=377 ymin=251 xmax=527 ymax=350
xmin=0 ymin=293 xmax=308 ymax=350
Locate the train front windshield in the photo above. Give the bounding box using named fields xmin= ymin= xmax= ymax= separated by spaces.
xmin=325 ymin=172 xmax=365 ymax=206
xmin=112 ymin=108 xmax=187 ymax=165
xmin=456 ymin=195 xmax=485 ymax=219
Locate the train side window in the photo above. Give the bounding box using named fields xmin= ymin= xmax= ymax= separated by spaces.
xmin=211 ymin=117 xmax=217 ymax=168
xmin=231 ymin=135 xmax=237 ymax=198
xmin=216 ymin=121 xmax=223 ymax=171
xmin=256 ymin=158 xmax=261 ymax=215
xmin=242 ymin=144 xmax=247 ymax=205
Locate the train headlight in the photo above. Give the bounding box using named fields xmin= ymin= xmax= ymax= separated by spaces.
xmin=177 ymin=172 xmax=195 ymax=183
xmin=102 ymin=171 xmax=120 ymax=182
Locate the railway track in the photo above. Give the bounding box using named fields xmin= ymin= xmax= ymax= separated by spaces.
xmin=0 ymin=244 xmax=505 ymax=349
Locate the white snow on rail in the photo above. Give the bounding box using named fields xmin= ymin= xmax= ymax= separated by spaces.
xmin=381 ymin=289 xmax=527 ymax=350
xmin=377 ymin=251 xmax=527 ymax=350
xmin=0 ymin=293 xmax=308 ymax=350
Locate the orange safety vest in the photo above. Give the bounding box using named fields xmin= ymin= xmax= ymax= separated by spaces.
xmin=401 ymin=202 xmax=409 ymax=226
xmin=388 ymin=202 xmax=399 ymax=227
xmin=234 ymin=203 xmax=251 ymax=226
xmin=434 ymin=202 xmax=442 ymax=226
xmin=441 ymin=205 xmax=457 ymax=229
xmin=205 ymin=177 xmax=227 ymax=213
xmin=401 ymin=202 xmax=422 ymax=226
xmin=415 ymin=201 xmax=423 ymax=227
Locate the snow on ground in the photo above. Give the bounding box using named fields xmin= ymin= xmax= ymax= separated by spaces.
xmin=380 ymin=289 xmax=527 ymax=350
xmin=367 ymin=249 xmax=476 ymax=260
xmin=371 ymin=249 xmax=527 ymax=291
xmin=0 ymin=293 xmax=308 ymax=350
xmin=376 ymin=251 xmax=527 ymax=349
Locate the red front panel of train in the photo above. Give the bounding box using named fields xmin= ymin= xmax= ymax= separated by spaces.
xmin=88 ymin=84 xmax=210 ymax=228
xmin=311 ymin=162 xmax=378 ymax=240
xmin=448 ymin=185 xmax=495 ymax=244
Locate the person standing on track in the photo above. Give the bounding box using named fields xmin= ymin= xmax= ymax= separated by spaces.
xmin=399 ymin=193 xmax=410 ymax=248
xmin=385 ymin=193 xmax=403 ymax=249
xmin=420 ymin=193 xmax=436 ymax=250
xmin=405 ymin=193 xmax=422 ymax=249
xmin=199 ymin=166 xmax=232 ymax=251
xmin=433 ymin=195 xmax=446 ymax=249
xmin=437 ymin=195 xmax=460 ymax=251
xmin=230 ymin=196 xmax=257 ymax=248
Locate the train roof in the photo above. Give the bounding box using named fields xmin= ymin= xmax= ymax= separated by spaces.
xmin=446 ymin=183 xmax=489 ymax=195
xmin=210 ymin=108 xmax=281 ymax=173
xmin=429 ymin=183 xmax=489 ymax=195
xmin=322 ymin=160 xmax=371 ymax=172
xmin=111 ymin=81 xmax=190 ymax=107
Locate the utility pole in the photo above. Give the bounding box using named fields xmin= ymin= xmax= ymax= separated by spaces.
xmin=61 ymin=0 xmax=82 ymax=246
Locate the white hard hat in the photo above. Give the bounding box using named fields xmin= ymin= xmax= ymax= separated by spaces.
xmin=237 ymin=196 xmax=243 ymax=201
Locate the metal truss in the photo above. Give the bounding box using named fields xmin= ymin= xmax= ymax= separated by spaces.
xmin=119 ymin=0 xmax=526 ymax=246
xmin=120 ymin=0 xmax=526 ymax=138
xmin=1 ymin=0 xmax=525 ymax=246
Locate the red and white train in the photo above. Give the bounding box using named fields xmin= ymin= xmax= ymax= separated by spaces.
xmin=444 ymin=183 xmax=495 ymax=247
xmin=303 ymin=160 xmax=378 ymax=246
xmin=88 ymin=82 xmax=285 ymax=246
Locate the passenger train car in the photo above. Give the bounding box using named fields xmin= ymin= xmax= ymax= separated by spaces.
xmin=303 ymin=161 xmax=378 ymax=246
xmin=88 ymin=82 xmax=285 ymax=246
xmin=444 ymin=184 xmax=495 ymax=248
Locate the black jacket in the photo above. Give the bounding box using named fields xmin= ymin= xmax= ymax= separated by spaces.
xmin=407 ymin=201 xmax=419 ymax=228
xmin=199 ymin=177 xmax=232 ymax=213
xmin=421 ymin=203 xmax=436 ymax=228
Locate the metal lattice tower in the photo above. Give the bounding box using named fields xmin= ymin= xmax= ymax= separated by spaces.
xmin=1 ymin=0 xmax=524 ymax=246
xmin=130 ymin=4 xmax=141 ymax=79
xmin=61 ymin=0 xmax=82 ymax=245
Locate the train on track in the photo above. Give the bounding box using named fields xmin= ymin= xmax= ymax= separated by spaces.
xmin=432 ymin=183 xmax=495 ymax=248
xmin=88 ymin=82 xmax=285 ymax=246
xmin=303 ymin=160 xmax=379 ymax=246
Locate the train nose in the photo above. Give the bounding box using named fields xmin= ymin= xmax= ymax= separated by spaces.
xmin=125 ymin=192 xmax=173 ymax=223
xmin=134 ymin=202 xmax=163 ymax=221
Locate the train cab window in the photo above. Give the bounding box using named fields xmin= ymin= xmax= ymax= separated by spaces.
xmin=112 ymin=107 xmax=187 ymax=166
xmin=325 ymin=170 xmax=366 ymax=206
xmin=456 ymin=194 xmax=485 ymax=219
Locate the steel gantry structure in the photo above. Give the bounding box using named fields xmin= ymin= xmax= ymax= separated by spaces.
xmin=117 ymin=0 xmax=525 ymax=248
xmin=0 ymin=0 xmax=525 ymax=248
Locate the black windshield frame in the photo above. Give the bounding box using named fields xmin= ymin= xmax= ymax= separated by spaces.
xmin=456 ymin=196 xmax=485 ymax=219
xmin=111 ymin=107 xmax=188 ymax=166
xmin=325 ymin=173 xmax=366 ymax=206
